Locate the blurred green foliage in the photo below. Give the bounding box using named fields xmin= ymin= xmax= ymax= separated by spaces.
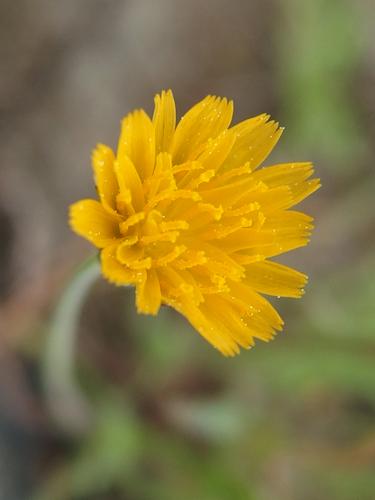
xmin=278 ymin=0 xmax=367 ymax=166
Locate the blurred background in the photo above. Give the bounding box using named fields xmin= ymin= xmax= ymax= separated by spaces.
xmin=0 ymin=0 xmax=374 ymax=498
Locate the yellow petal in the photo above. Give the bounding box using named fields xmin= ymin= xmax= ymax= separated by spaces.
xmin=153 ymin=90 xmax=176 ymax=154
xmin=200 ymin=295 xmax=255 ymax=350
xmin=171 ymin=95 xmax=233 ymax=163
xmin=91 ymin=144 xmax=118 ymax=212
xmin=196 ymin=129 xmax=236 ymax=172
xmin=222 ymin=115 xmax=283 ymax=172
xmin=199 ymin=176 xmax=260 ymax=209
xmin=249 ymin=186 xmax=293 ymax=213
xmin=170 ymin=298 xmax=240 ymax=356
xmin=218 ymin=228 xmax=275 ymax=253
xmin=253 ymin=162 xmax=314 ymax=187
xmin=101 ymin=243 xmax=138 ymax=285
xmin=232 ymin=211 xmax=313 ymax=258
xmin=189 ymin=241 xmax=245 ymax=281
xmin=117 ymin=109 xmax=155 ymax=181
xmin=69 ymin=199 xmax=120 ymax=248
xmin=176 ymin=129 xmax=236 ymax=194
xmin=136 ymin=269 xmax=161 ymax=315
xmin=116 ymin=241 xmax=144 ymax=265
xmin=244 ymin=260 xmax=307 ymax=297
xmin=146 ymin=152 xmax=175 ymax=200
xmin=227 ymin=281 xmax=284 ymax=339
xmin=253 ymin=162 xmax=321 ymax=209
xmin=229 ymin=185 xmax=292 ymax=214
xmin=285 ymin=178 xmax=321 ymax=208
xmin=114 ymin=154 xmax=144 ymax=212
xmin=159 ymin=266 xmax=203 ymax=307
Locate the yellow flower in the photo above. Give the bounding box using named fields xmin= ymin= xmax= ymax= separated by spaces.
xmin=70 ymin=91 xmax=320 ymax=356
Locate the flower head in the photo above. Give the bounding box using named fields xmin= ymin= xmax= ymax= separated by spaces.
xmin=70 ymin=91 xmax=320 ymax=356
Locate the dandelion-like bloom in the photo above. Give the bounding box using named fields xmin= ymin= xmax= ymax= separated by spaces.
xmin=70 ymin=91 xmax=320 ymax=356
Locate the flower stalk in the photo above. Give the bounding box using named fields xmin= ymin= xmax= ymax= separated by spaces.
xmin=43 ymin=254 xmax=100 ymax=433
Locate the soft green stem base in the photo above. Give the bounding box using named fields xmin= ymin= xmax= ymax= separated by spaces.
xmin=43 ymin=254 xmax=101 ymax=434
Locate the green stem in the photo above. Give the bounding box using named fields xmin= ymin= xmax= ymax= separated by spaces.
xmin=43 ymin=254 xmax=101 ymax=434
